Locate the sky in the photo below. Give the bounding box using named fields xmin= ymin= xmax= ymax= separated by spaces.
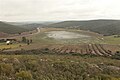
xmin=0 ymin=0 xmax=120 ymax=22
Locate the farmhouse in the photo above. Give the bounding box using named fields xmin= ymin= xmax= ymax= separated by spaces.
xmin=6 ymin=41 xmax=11 ymax=45
xmin=6 ymin=39 xmax=17 ymax=45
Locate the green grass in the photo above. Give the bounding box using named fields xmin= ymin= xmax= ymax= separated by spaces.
xmin=0 ymin=43 xmax=26 ymax=50
xmin=104 ymin=35 xmax=120 ymax=44
xmin=29 ymin=32 xmax=56 ymax=44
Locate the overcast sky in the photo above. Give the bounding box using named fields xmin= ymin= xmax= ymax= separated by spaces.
xmin=0 ymin=0 xmax=120 ymax=22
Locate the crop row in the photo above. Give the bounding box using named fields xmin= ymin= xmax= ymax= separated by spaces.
xmin=50 ymin=44 xmax=113 ymax=56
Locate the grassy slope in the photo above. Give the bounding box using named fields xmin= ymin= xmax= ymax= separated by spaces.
xmin=0 ymin=54 xmax=119 ymax=80
xmin=0 ymin=21 xmax=29 ymax=34
xmin=47 ymin=20 xmax=120 ymax=36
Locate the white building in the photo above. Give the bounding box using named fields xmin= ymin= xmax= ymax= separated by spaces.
xmin=6 ymin=41 xmax=11 ymax=45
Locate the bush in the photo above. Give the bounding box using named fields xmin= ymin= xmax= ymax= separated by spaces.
xmin=0 ymin=63 xmax=14 ymax=76
xmin=15 ymin=71 xmax=33 ymax=80
xmin=112 ymin=52 xmax=120 ymax=60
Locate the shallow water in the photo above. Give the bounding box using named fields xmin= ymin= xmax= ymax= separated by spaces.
xmin=46 ymin=31 xmax=90 ymax=39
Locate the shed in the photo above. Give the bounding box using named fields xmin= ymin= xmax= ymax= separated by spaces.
xmin=6 ymin=41 xmax=11 ymax=45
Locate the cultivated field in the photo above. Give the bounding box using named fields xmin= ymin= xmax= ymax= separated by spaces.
xmin=0 ymin=28 xmax=119 ymax=57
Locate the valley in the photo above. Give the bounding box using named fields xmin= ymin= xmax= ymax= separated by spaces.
xmin=0 ymin=20 xmax=120 ymax=80
xmin=1 ymin=0 xmax=120 ymax=79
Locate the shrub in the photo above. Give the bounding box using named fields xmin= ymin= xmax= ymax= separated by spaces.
xmin=112 ymin=52 xmax=120 ymax=60
xmin=0 ymin=63 xmax=14 ymax=76
xmin=15 ymin=71 xmax=33 ymax=80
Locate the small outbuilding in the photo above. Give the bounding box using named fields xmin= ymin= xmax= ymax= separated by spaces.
xmin=6 ymin=41 xmax=12 ymax=45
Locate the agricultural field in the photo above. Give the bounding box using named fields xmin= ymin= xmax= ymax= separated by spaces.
xmin=0 ymin=28 xmax=119 ymax=80
xmin=44 ymin=44 xmax=119 ymax=56
xmin=104 ymin=36 xmax=120 ymax=44
xmin=14 ymin=28 xmax=120 ymax=54
xmin=28 ymin=28 xmax=104 ymax=44
xmin=1 ymin=28 xmax=120 ymax=55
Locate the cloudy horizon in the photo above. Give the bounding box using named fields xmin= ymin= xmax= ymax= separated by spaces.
xmin=0 ymin=0 xmax=120 ymax=22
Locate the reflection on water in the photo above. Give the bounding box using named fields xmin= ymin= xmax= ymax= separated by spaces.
xmin=46 ymin=31 xmax=90 ymax=39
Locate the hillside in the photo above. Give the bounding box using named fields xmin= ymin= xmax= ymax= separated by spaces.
xmin=0 ymin=50 xmax=120 ymax=80
xmin=19 ymin=23 xmax=44 ymax=30
xmin=0 ymin=21 xmax=29 ymax=34
xmin=9 ymin=21 xmax=57 ymax=30
xmin=47 ymin=20 xmax=120 ymax=35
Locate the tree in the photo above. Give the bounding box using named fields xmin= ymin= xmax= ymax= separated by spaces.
xmin=30 ymin=39 xmax=32 ymax=43
xmin=27 ymin=40 xmax=30 ymax=45
xmin=22 ymin=37 xmax=27 ymax=43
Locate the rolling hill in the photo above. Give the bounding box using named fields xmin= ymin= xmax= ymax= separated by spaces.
xmin=8 ymin=21 xmax=57 ymax=30
xmin=0 ymin=21 xmax=29 ymax=34
xmin=19 ymin=23 xmax=44 ymax=30
xmin=46 ymin=20 xmax=120 ymax=35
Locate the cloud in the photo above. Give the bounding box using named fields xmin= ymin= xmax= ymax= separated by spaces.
xmin=0 ymin=0 xmax=120 ymax=21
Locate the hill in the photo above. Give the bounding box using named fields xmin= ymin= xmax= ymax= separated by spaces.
xmin=19 ymin=23 xmax=44 ymax=30
xmin=8 ymin=21 xmax=58 ymax=30
xmin=46 ymin=20 xmax=120 ymax=35
xmin=0 ymin=21 xmax=29 ymax=34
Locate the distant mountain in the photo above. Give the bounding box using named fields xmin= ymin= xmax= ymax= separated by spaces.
xmin=8 ymin=22 xmax=47 ymax=30
xmin=0 ymin=21 xmax=29 ymax=34
xmin=8 ymin=21 xmax=58 ymax=26
xmin=46 ymin=20 xmax=120 ymax=35
xmin=19 ymin=23 xmax=45 ymax=30
xmin=8 ymin=21 xmax=56 ymax=30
